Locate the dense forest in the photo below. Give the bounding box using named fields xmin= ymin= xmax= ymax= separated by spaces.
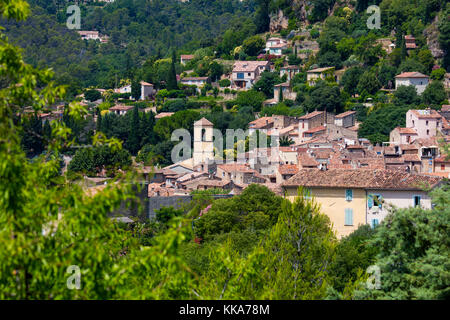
xmin=3 ymin=0 xmax=257 ymax=97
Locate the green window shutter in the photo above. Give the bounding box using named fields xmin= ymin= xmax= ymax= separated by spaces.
xmin=345 ymin=208 xmax=353 ymax=226
xmin=346 ymin=189 xmax=353 ymax=201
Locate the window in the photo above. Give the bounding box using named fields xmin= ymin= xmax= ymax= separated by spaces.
xmin=201 ymin=128 xmax=206 ymax=141
xmin=371 ymin=219 xmax=379 ymax=229
xmin=247 ymin=73 xmax=251 ymax=76
xmin=368 ymin=194 xmax=383 ymax=210
xmin=413 ymin=195 xmax=421 ymax=207
xmin=303 ymin=188 xmax=312 ymax=200
xmin=426 ymin=120 xmax=429 ymax=126
xmin=344 ymin=208 xmax=353 ymax=226
xmin=441 ymin=164 xmax=445 ymax=171
xmin=345 ymin=189 xmax=353 ymax=201
xmin=427 ymin=129 xmax=429 ymax=135
xmin=237 ymin=73 xmax=244 ymax=79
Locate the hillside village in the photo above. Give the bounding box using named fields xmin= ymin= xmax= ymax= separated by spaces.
xmin=3 ymin=0 xmax=450 ymax=300
xmin=35 ymin=26 xmax=450 ymax=238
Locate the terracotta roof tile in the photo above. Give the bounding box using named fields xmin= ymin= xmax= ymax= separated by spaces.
xmin=282 ymin=169 xmax=443 ymax=190
xmin=279 ymin=164 xmax=299 ymax=175
xmin=335 ymin=111 xmax=356 ymax=119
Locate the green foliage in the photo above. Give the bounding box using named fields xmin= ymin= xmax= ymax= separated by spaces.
xmin=393 ymin=85 xmax=420 ymax=106
xmin=242 ymin=35 xmax=265 ymax=57
xmin=354 ymin=33 xmax=384 ymax=66
xmin=430 ymin=67 xmax=446 ymax=80
xmin=0 ymin=1 xmax=197 ymax=300
xmin=422 ymin=81 xmax=447 ymax=107
xmin=358 ymin=105 xmax=410 ymax=144
xmin=261 ymin=103 xmax=304 ymax=117
xmin=99 ymin=109 xmax=157 ymax=155
xmin=235 ymin=89 xmax=266 ymax=111
xmin=255 ymin=0 xmax=270 ymax=33
xmin=155 ymin=207 xmax=184 ymax=225
xmin=253 ymin=71 xmax=283 ymax=97
xmin=328 ymin=225 xmax=378 ymax=292
xmin=341 ymin=67 xmax=364 ymax=96
xmin=357 ymin=186 xmax=450 ymax=300
xmin=357 ymin=69 xmax=382 ymax=95
xmin=194 ymin=184 xmax=283 ymax=241
xmin=136 ymin=141 xmax=176 ymax=167
xmin=153 ymin=110 xmax=201 ymax=141
xmin=438 ymin=6 xmax=450 ymax=71
xmin=219 ymin=79 xmax=231 ymax=87
xmin=68 ymin=146 xmax=132 ymax=176
xmin=304 ymin=81 xmax=343 ymax=113
xmin=199 ymin=188 xmax=337 ymax=299
xmin=84 ymin=89 xmax=102 ymax=102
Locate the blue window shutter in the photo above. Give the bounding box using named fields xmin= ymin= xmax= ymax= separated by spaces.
xmin=368 ymin=195 xmax=373 ymax=209
xmin=346 ymin=189 xmax=353 ymax=201
xmin=371 ymin=219 xmax=379 ymax=228
xmin=345 ymin=208 xmax=353 ymax=226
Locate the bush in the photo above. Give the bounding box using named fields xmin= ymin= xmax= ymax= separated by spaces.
xmin=68 ymin=146 xmax=132 ymax=176
xmin=84 ymin=89 xmax=102 ymax=102
xmin=219 ymin=79 xmax=231 ymax=87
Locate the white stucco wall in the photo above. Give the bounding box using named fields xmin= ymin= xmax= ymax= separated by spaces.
xmin=366 ymin=189 xmax=433 ymax=227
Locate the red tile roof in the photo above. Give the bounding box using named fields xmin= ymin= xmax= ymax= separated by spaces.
xmin=395 ymin=72 xmax=428 ymax=78
xmin=396 ymin=127 xmax=418 ymax=134
xmin=335 ymin=111 xmax=356 ymax=119
xmin=217 ymin=163 xmax=256 ymax=173
xmin=299 ymin=111 xmax=323 ymax=120
xmin=435 ymin=155 xmax=450 ymax=163
xmin=410 ymin=109 xmax=442 ymax=119
xmin=109 ymin=105 xmax=134 ymax=111
xmin=194 ymin=117 xmax=213 ymax=126
xmin=181 ymin=77 xmax=209 ymax=81
xmin=304 ymin=125 xmax=326 ymax=134
xmin=298 ymin=154 xmax=319 ymax=167
xmin=249 ymin=117 xmax=274 ymax=129
xmin=279 ymin=164 xmax=299 ymax=175
xmin=233 ymin=61 xmax=269 ymax=72
xmin=282 ymin=169 xmax=443 ymax=190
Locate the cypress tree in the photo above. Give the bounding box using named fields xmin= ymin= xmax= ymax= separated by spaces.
xmin=167 ymin=50 xmax=178 ymax=90
xmin=401 ymin=35 xmax=407 ymax=61
xmin=96 ymin=108 xmax=102 ymax=133
xmin=128 ymin=106 xmax=141 ymax=155
xmin=43 ymin=120 xmax=52 ymax=142
xmin=279 ymin=86 xmax=283 ymax=102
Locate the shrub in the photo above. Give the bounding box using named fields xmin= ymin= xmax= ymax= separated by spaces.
xmin=219 ymin=79 xmax=231 ymax=87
